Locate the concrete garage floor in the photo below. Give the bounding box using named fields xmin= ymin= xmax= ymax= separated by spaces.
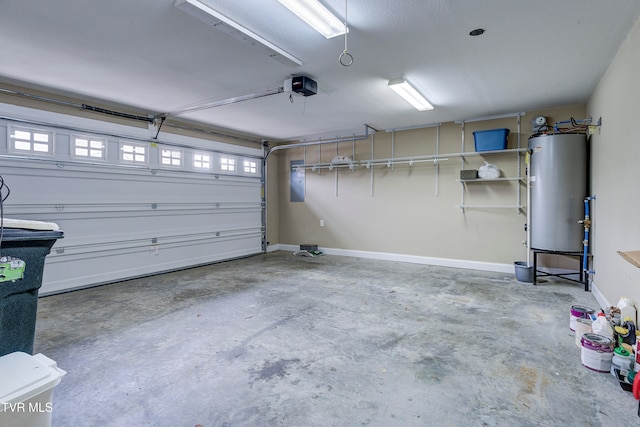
xmin=34 ymin=251 xmax=638 ymax=426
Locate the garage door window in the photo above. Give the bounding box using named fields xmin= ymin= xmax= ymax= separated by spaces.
xmin=193 ymin=152 xmax=211 ymax=170
xmin=120 ymin=142 xmax=148 ymax=164
xmin=72 ymin=135 xmax=107 ymax=160
xmin=160 ymin=146 xmax=183 ymax=168
xmin=221 ymin=157 xmax=236 ymax=172
xmin=8 ymin=126 xmax=54 ymax=155
xmin=244 ymin=160 xmax=257 ymax=174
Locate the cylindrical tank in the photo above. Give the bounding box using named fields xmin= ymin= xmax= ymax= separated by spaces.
xmin=528 ymin=133 xmax=588 ymax=252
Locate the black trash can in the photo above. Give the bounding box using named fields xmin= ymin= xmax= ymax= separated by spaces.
xmin=0 ymin=227 xmax=63 ymax=357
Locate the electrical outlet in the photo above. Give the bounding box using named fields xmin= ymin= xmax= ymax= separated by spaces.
xmin=320 ymin=219 xmax=325 ymax=227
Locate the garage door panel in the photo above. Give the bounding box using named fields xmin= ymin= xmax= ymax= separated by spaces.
xmin=1 ymin=162 xmax=261 ymax=205
xmin=1 ymin=208 xmax=261 ymax=244
xmin=42 ymin=232 xmax=262 ymax=294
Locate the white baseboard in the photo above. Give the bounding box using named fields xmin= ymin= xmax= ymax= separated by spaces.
xmin=266 ymin=243 xmax=282 ymax=253
xmin=589 ymin=280 xmax=610 ymax=309
xmin=275 ymin=244 xmax=514 ymax=274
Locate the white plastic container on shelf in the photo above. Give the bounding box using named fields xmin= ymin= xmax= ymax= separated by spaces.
xmin=0 ymin=352 xmax=66 ymax=427
xmin=617 ymin=297 xmax=637 ymax=325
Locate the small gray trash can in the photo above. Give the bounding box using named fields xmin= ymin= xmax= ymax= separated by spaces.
xmin=514 ymin=261 xmax=533 ymax=283
xmin=0 ymin=227 xmax=63 ymax=357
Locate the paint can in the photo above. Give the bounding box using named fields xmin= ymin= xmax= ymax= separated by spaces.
xmin=610 ymin=347 xmax=634 ymax=376
xmin=570 ymin=305 xmax=595 ymax=331
xmin=574 ymin=318 xmax=592 ymax=347
xmin=581 ymin=333 xmax=614 ymax=372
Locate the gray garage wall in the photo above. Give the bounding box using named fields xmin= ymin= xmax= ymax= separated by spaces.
xmin=0 ymin=103 xmax=264 ymax=295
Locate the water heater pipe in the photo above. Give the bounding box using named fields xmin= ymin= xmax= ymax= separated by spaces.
xmin=580 ymin=196 xmax=596 ymax=276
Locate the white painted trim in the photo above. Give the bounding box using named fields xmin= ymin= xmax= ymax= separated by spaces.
xmin=590 ymin=280 xmax=610 ymax=310
xmin=266 ymin=244 xmax=282 ymax=253
xmin=278 ymin=245 xmax=514 ymax=273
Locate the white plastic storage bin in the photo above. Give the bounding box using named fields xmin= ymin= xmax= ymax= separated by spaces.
xmin=0 ymin=352 xmax=66 ymax=427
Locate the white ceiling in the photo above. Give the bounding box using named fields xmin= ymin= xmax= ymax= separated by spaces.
xmin=1 ymin=0 xmax=639 ymax=142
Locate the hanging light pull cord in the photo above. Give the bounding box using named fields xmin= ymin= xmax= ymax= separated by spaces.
xmin=339 ymin=0 xmax=353 ymax=66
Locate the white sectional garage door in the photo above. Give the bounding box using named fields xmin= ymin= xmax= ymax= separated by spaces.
xmin=0 ymin=104 xmax=264 ymax=295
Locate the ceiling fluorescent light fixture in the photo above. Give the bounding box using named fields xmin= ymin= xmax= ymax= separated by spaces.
xmin=278 ymin=0 xmax=345 ymax=39
xmin=174 ymin=0 xmax=302 ymax=67
xmin=388 ymin=77 xmax=433 ymax=111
